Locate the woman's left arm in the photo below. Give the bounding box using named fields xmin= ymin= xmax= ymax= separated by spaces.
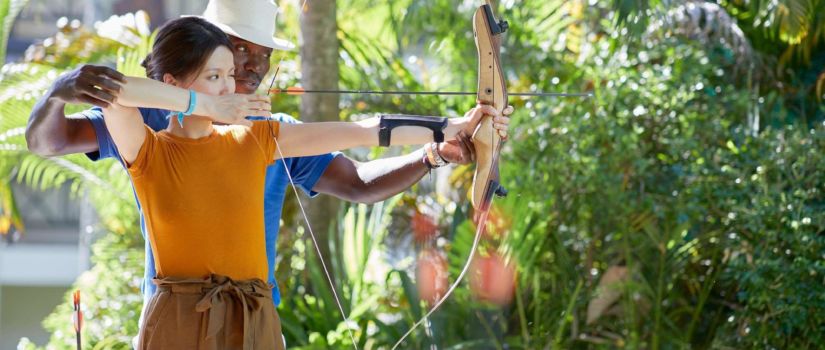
xmin=276 ymin=105 xmax=507 ymax=159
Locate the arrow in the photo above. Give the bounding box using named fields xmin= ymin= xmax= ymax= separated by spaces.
xmin=270 ymin=86 xmax=593 ymax=98
xmin=72 ymin=290 xmax=82 ymax=350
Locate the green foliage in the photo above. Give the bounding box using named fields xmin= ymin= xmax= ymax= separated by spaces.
xmin=710 ymin=125 xmax=824 ymax=347
xmin=609 ymin=0 xmax=825 ymax=117
xmin=489 ymin=4 xmax=823 ymax=348
xmin=610 ymin=0 xmax=825 ymax=56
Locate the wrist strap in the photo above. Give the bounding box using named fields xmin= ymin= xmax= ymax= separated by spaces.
xmin=425 ymin=143 xmax=447 ymax=168
xmin=176 ymin=90 xmax=197 ymax=127
xmin=425 ymin=142 xmax=437 ymax=167
xmin=430 ymin=142 xmax=450 ymax=167
xmin=429 ymin=143 xmax=447 ymax=167
xmin=378 ymin=114 xmax=448 ymax=147
xmin=422 ymin=152 xmax=435 ymax=169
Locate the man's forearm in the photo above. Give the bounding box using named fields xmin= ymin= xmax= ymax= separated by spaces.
xmin=26 ymin=65 xmax=128 ymax=156
xmin=316 ymin=149 xmax=432 ymax=204
xmin=26 ymin=92 xmax=72 ymax=156
xmin=355 ymin=148 xmax=430 ymax=203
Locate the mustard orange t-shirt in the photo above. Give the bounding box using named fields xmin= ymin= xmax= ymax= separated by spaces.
xmin=127 ymin=120 xmax=280 ymax=281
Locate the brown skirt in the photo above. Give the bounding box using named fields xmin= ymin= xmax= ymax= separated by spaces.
xmin=137 ymin=274 xmax=284 ymax=350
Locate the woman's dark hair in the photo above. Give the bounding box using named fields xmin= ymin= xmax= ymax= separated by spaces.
xmin=141 ymin=17 xmax=233 ymax=81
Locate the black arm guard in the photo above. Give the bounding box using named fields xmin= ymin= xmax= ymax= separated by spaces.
xmin=378 ymin=114 xmax=448 ymax=147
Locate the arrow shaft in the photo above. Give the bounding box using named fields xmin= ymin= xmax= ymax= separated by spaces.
xmin=272 ymin=88 xmax=592 ymax=98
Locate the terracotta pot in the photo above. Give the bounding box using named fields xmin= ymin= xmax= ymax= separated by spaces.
xmin=416 ymin=248 xmax=448 ymax=305
xmin=470 ymin=253 xmax=516 ymax=305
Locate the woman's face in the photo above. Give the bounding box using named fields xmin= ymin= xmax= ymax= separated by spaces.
xmin=169 ymin=45 xmax=236 ymax=96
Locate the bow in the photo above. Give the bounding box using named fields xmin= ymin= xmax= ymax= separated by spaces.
xmin=390 ymin=2 xmax=509 ymax=348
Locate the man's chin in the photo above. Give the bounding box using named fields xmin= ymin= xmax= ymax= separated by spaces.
xmin=235 ymin=80 xmax=261 ymax=95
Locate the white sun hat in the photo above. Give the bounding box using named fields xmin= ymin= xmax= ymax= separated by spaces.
xmin=194 ymin=0 xmax=295 ymax=50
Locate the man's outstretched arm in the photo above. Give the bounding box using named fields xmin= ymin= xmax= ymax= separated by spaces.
xmin=25 ymin=65 xmax=124 ymax=156
xmin=313 ymin=131 xmax=478 ymax=204
xmin=314 ymin=105 xmax=512 ymax=203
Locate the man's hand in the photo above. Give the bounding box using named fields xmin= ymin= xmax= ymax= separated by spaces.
xmin=440 ymin=104 xmax=514 ymax=164
xmin=437 ymin=131 xmax=476 ymax=164
xmin=50 ymin=65 xmax=125 ymax=107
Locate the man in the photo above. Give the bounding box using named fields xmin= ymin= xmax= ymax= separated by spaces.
xmin=25 ymin=0 xmax=510 ymax=334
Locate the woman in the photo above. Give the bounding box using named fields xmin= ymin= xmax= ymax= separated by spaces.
xmin=103 ymin=17 xmax=508 ymax=349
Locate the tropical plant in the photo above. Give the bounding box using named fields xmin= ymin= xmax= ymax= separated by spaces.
xmin=0 ymin=0 xmax=27 ymax=60
xmin=0 ymin=0 xmax=28 ymax=235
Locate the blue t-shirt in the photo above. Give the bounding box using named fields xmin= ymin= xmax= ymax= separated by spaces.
xmin=83 ymin=107 xmax=337 ymax=307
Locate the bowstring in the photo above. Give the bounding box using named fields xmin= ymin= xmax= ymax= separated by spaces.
xmin=391 ymin=210 xmax=489 ymax=349
xmin=266 ymin=0 xmax=359 ymax=348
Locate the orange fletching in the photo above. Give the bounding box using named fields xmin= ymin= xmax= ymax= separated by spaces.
xmin=73 ymin=312 xmax=83 ymax=332
xmin=269 ymin=86 xmax=305 ymax=95
xmin=286 ymin=86 xmax=305 ymax=95
xmin=72 ymin=290 xmax=83 ymax=332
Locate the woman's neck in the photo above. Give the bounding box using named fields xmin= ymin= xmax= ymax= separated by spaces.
xmin=166 ymin=115 xmax=214 ymax=139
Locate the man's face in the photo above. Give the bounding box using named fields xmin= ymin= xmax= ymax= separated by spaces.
xmin=228 ymin=35 xmax=274 ymax=94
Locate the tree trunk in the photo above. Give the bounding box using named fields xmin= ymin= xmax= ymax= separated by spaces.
xmin=298 ymin=0 xmax=340 ymax=277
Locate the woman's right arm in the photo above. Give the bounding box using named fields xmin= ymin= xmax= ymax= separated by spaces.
xmin=101 ymin=103 xmax=145 ymax=164
xmin=114 ymin=76 xmax=271 ymax=125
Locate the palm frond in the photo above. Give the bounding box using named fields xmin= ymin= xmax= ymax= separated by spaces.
xmin=649 ymin=2 xmax=754 ymax=65
xmin=0 ymin=0 xmax=28 ymax=59
xmin=750 ymin=0 xmax=812 ymax=44
xmin=116 ymin=29 xmax=154 ymax=76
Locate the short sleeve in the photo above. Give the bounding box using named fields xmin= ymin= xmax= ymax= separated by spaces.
xmin=287 ymin=153 xmax=338 ymax=197
xmin=82 ymin=108 xmax=118 ymax=161
xmin=126 ymin=125 xmax=159 ymax=178
xmin=84 ymin=107 xmax=170 ymax=162
xmin=250 ymin=120 xmax=280 ymax=164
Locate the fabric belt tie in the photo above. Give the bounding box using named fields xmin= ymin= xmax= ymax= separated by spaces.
xmin=154 ymin=274 xmax=270 ymax=350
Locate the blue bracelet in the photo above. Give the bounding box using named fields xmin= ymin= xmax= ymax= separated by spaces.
xmin=176 ymin=90 xmax=197 ymax=127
